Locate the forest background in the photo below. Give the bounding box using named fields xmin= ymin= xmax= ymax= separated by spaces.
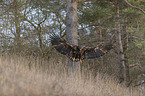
xmin=0 ymin=0 xmax=145 ymax=95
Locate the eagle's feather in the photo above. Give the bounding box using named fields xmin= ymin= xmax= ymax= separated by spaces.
xmin=50 ymin=33 xmax=113 ymax=62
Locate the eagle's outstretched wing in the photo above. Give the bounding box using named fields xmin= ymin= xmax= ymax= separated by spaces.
xmin=50 ymin=33 xmax=79 ymax=60
xmin=50 ymin=33 xmax=113 ymax=62
xmin=82 ymin=43 xmax=113 ymax=59
xmin=50 ymin=33 xmax=72 ymax=55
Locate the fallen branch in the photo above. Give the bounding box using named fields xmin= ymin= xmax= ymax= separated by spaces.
xmin=124 ymin=0 xmax=145 ymax=14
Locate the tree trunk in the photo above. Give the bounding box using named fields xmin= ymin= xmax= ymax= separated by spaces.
xmin=37 ymin=26 xmax=43 ymax=57
xmin=115 ymin=6 xmax=126 ymax=84
xmin=66 ymin=0 xmax=80 ymax=73
xmin=121 ymin=19 xmax=130 ymax=86
xmin=13 ymin=0 xmax=21 ymax=52
xmin=115 ymin=1 xmax=130 ymax=86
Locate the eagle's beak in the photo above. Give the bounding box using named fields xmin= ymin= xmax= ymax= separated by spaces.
xmin=73 ymin=58 xmax=75 ymax=61
xmin=80 ymin=59 xmax=82 ymax=63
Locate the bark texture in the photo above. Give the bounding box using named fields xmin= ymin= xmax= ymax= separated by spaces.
xmin=66 ymin=0 xmax=80 ymax=73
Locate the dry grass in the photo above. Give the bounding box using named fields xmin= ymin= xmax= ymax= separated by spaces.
xmin=0 ymin=55 xmax=144 ymax=96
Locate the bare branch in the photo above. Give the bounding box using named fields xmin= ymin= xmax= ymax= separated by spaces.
xmin=129 ymin=63 xmax=144 ymax=72
xmin=54 ymin=11 xmax=65 ymax=24
xmin=134 ymin=81 xmax=145 ymax=87
xmin=78 ymin=0 xmax=92 ymax=2
xmin=129 ymin=35 xmax=145 ymax=41
xmin=124 ymin=0 xmax=145 ymax=14
xmin=24 ymin=17 xmax=38 ymax=31
xmin=104 ymin=1 xmax=118 ymax=8
xmin=38 ymin=16 xmax=47 ymax=25
xmin=137 ymin=0 xmax=145 ymax=3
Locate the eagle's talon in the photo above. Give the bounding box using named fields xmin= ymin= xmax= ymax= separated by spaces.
xmin=73 ymin=58 xmax=75 ymax=61
xmin=80 ymin=59 xmax=82 ymax=63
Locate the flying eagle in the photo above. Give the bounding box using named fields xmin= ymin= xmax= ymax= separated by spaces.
xmin=50 ymin=33 xmax=113 ymax=63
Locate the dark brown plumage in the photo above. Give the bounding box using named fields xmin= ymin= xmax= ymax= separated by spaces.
xmin=50 ymin=33 xmax=113 ymax=62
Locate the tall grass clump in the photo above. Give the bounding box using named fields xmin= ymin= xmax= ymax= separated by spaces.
xmin=0 ymin=55 xmax=143 ymax=96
